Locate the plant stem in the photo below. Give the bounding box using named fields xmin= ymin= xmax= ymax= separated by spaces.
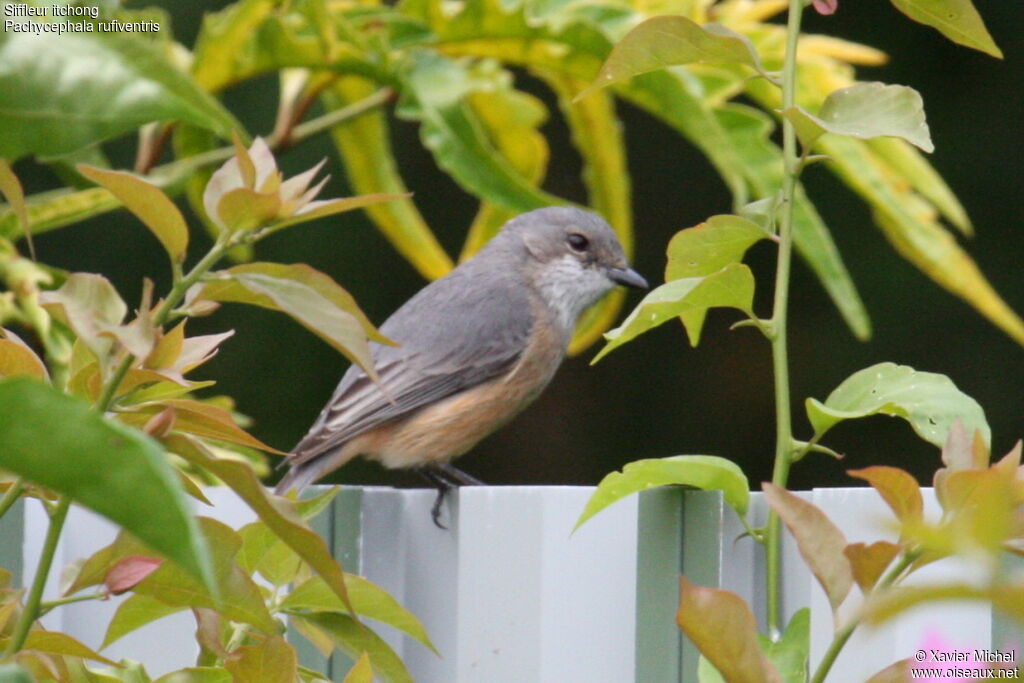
xmin=1 ymin=88 xmax=394 ymax=243
xmin=94 ymin=235 xmax=230 ymax=413
xmin=3 ymin=495 xmax=71 ymax=657
xmin=809 ymin=551 xmax=918 ymax=683
xmin=0 ymin=479 xmax=24 ymax=520
xmin=764 ymin=0 xmax=805 ymax=637
xmin=38 ymin=591 xmax=106 ymax=616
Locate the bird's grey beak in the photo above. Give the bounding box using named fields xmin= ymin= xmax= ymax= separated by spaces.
xmin=607 ymin=266 xmax=648 ymax=289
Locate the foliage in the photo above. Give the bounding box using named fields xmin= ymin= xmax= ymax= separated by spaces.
xmin=2 ymin=0 xmax=1021 ymax=350
xmin=0 ymin=142 xmax=414 ymax=680
xmin=0 ymin=0 xmax=1021 ymax=680
xmin=575 ymin=0 xmax=1023 ymax=681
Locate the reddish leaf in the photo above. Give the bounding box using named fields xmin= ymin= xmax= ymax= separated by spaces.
xmin=847 ymin=466 xmax=924 ymax=525
xmin=866 ymin=658 xmax=912 ymax=683
xmin=843 ymin=541 xmax=901 ymax=593
xmin=105 ymin=555 xmax=164 ymax=595
xmin=812 ymin=0 xmax=838 ymax=15
xmin=676 ymin=577 xmax=779 ymax=683
xmin=763 ymin=483 xmax=853 ymax=614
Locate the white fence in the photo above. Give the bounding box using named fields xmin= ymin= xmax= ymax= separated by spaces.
xmin=0 ymin=486 xmax=1019 ymax=682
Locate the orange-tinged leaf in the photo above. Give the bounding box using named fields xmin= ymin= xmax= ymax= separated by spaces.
xmin=272 ymin=193 xmax=411 ymax=231
xmin=676 ymin=577 xmax=779 ymax=683
xmin=0 ymin=334 xmax=48 ymax=380
xmin=146 ymin=321 xmax=186 ymax=370
xmin=763 ymin=483 xmax=853 ymax=614
xmin=77 ymin=165 xmax=189 ymax=263
xmin=0 ymin=630 xmax=119 ymax=666
xmin=225 ymin=636 xmax=296 ymax=683
xmin=847 ymin=466 xmax=924 ymax=526
xmin=843 ymin=541 xmax=901 ymax=593
xmin=866 ymin=658 xmax=912 ymax=683
xmin=123 ymin=398 xmax=282 ymax=454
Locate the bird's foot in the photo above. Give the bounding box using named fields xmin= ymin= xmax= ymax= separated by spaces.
xmin=416 ymin=463 xmax=486 ymax=529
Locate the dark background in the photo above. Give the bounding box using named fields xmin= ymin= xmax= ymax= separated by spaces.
xmin=19 ymin=1 xmax=1023 ymax=491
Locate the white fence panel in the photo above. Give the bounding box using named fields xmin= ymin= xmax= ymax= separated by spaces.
xmin=5 ymin=485 xmax=1018 ymax=682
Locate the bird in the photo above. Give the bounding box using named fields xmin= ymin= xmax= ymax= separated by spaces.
xmin=274 ymin=206 xmax=647 ymax=526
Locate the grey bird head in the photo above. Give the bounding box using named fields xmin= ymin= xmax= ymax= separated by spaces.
xmin=494 ymin=207 xmax=647 ymax=330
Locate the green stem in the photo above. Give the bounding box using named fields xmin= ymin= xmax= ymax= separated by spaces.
xmin=0 ymin=479 xmax=24 ymax=520
xmin=94 ymin=235 xmax=230 ymax=413
xmin=1 ymin=88 xmax=394 ymax=242
xmin=809 ymin=551 xmax=918 ymax=683
xmin=39 ymin=591 xmax=106 ymax=616
xmin=3 ymin=495 xmax=71 ymax=657
xmin=764 ymin=0 xmax=805 ymax=637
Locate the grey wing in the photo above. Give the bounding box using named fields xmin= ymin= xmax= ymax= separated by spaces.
xmin=286 ymin=267 xmax=534 ymax=466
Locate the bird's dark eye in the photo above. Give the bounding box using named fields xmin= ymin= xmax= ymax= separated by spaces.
xmin=567 ymin=233 xmax=589 ymax=251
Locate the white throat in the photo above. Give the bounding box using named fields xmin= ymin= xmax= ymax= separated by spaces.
xmin=533 ymin=255 xmax=614 ymax=333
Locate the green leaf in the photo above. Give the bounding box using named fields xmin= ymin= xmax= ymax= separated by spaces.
xmin=783 ymin=82 xmax=933 ymax=153
xmin=282 ymin=575 xmax=436 ymax=654
xmin=0 ymin=631 xmax=118 ymax=666
xmin=889 ymin=0 xmax=1002 ymax=58
xmin=342 ymin=653 xmax=373 ymax=683
xmin=0 ymin=160 xmax=29 ymax=244
xmin=152 ymin=668 xmax=232 ymax=683
xmin=574 ymin=455 xmax=749 ymax=530
xmin=104 ymin=594 xmax=186 ymax=649
xmin=0 ymin=377 xmax=214 ymax=593
xmin=665 ymin=215 xmax=767 ymax=280
xmin=0 ymin=664 xmax=33 ymax=683
xmin=397 ymin=51 xmax=560 ymax=213
xmin=195 ymin=263 xmax=387 ymax=382
xmin=238 ymin=522 xmax=301 ymax=587
xmin=676 ymin=577 xmax=779 ymax=683
xmin=762 ymin=484 xmax=853 ymax=615
xmin=759 ymin=609 xmax=810 ymax=683
xmin=76 ymin=166 xmax=189 ymax=264
xmin=0 ymin=186 xmax=121 ymax=241
xmin=324 ymin=77 xmax=454 ymax=282
xmin=0 ymin=32 xmax=241 ymax=161
xmin=165 ymin=434 xmax=357 ymax=624
xmin=224 ymin=637 xmax=296 ymax=683
xmin=806 ymin=362 xmax=990 ymax=448
xmin=580 ymin=16 xmax=766 ymax=98
xmin=593 ymin=263 xmax=754 ymax=361
xmin=298 ymin=614 xmax=412 ymax=683
xmin=133 ymin=517 xmax=280 ymax=634
xmin=714 ymin=104 xmax=870 ymax=341
xmin=866 ymin=137 xmax=971 ymax=235
xmin=814 ymin=132 xmax=1024 ymax=346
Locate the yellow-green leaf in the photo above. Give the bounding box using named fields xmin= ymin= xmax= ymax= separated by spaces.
xmin=575 ymin=455 xmax=749 ymax=531
xmin=77 ymin=166 xmax=189 ymax=263
xmin=580 ymin=16 xmax=766 ymax=99
xmin=594 ymin=263 xmax=754 ymax=361
xmin=889 ymin=0 xmax=1002 ymax=58
xmin=342 ymin=653 xmax=373 ymax=683
xmin=665 ymin=215 xmax=767 ymax=280
xmin=224 ymin=636 xmax=296 ymax=683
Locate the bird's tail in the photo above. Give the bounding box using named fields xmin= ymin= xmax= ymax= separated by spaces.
xmin=273 ymin=462 xmax=322 ymax=496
